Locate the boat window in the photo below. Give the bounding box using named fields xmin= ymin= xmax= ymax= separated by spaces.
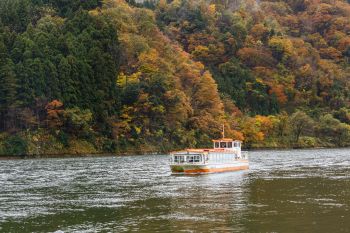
xmin=194 ymin=155 xmax=201 ymax=162
xmin=234 ymin=142 xmax=237 ymax=147
xmin=187 ymin=155 xmax=201 ymax=163
xmin=220 ymin=142 xmax=227 ymax=148
xmin=174 ymin=156 xmax=184 ymax=163
xmin=215 ymin=142 xmax=219 ymax=148
xmin=228 ymin=142 xmax=232 ymax=148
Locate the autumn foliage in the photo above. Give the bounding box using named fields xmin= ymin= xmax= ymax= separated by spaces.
xmin=1 ymin=0 xmax=350 ymax=156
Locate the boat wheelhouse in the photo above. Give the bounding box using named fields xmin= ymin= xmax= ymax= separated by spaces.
xmin=170 ymin=135 xmax=249 ymax=174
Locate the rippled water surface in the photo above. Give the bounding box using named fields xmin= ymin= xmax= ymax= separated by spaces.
xmin=0 ymin=149 xmax=350 ymax=232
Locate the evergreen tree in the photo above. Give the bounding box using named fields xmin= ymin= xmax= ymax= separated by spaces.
xmin=0 ymin=58 xmax=18 ymax=130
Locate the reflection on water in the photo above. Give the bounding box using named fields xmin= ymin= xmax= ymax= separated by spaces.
xmin=0 ymin=148 xmax=349 ymax=232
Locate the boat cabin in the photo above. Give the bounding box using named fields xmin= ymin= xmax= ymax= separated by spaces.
xmin=213 ymin=138 xmax=242 ymax=151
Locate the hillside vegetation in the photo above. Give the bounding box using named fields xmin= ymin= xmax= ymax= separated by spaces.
xmin=0 ymin=0 xmax=349 ymax=156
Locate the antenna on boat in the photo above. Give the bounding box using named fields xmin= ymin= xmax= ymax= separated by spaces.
xmin=222 ymin=124 xmax=225 ymax=138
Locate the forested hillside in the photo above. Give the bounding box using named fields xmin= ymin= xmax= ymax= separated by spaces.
xmin=0 ymin=0 xmax=349 ymax=156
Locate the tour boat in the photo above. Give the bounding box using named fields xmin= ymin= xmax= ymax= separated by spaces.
xmin=170 ymin=128 xmax=249 ymax=174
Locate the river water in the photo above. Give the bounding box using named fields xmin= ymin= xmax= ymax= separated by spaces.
xmin=0 ymin=149 xmax=349 ymax=232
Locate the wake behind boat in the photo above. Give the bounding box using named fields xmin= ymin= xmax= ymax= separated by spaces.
xmin=170 ymin=127 xmax=249 ymax=174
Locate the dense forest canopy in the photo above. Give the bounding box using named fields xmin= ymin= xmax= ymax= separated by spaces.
xmin=0 ymin=0 xmax=349 ymax=156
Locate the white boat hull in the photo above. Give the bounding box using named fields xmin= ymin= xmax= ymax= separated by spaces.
xmin=170 ymin=160 xmax=249 ymax=174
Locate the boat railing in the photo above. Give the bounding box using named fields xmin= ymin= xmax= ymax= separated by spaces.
xmin=241 ymin=151 xmax=249 ymax=160
xmin=170 ymin=160 xmax=205 ymax=165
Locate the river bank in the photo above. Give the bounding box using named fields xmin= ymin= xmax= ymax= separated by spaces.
xmin=0 ymin=143 xmax=347 ymax=160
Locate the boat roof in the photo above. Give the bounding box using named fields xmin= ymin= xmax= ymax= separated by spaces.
xmin=172 ymin=148 xmax=237 ymax=154
xmin=212 ymin=138 xmax=242 ymax=142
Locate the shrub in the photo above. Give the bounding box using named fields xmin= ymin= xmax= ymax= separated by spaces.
xmin=298 ymin=136 xmax=317 ymax=148
xmin=4 ymin=135 xmax=28 ymax=156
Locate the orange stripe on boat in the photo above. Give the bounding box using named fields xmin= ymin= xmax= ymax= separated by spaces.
xmin=180 ymin=165 xmax=249 ymax=174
